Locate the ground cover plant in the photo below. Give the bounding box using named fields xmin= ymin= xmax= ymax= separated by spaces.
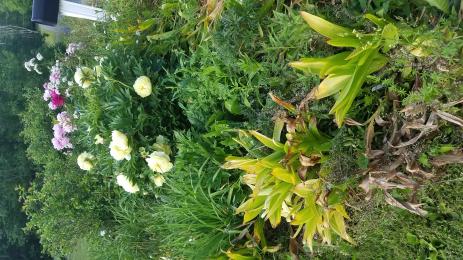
xmin=6 ymin=0 xmax=463 ymax=259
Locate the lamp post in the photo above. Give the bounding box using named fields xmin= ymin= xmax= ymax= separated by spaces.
xmin=31 ymin=0 xmax=104 ymax=26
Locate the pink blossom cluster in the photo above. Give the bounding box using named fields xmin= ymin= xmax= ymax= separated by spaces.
xmin=52 ymin=112 xmax=75 ymax=151
xmin=49 ymin=61 xmax=61 ymax=85
xmin=42 ymin=61 xmax=66 ymax=110
xmin=43 ymin=82 xmax=65 ymax=110
xmin=66 ymin=43 xmax=83 ymax=56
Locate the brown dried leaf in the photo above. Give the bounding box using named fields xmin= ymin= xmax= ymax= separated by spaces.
xmin=388 ymin=113 xmax=400 ymax=145
xmin=299 ymin=155 xmax=321 ymax=167
xmin=297 ymin=166 xmax=308 ymax=181
xmin=384 ymin=192 xmax=427 ymax=216
xmin=406 ymin=160 xmax=434 ymax=179
xmin=436 ymin=110 xmax=463 ymax=127
xmin=367 ymin=150 xmax=385 ymax=159
xmin=345 ymin=118 xmax=363 ymax=126
xmin=431 ymin=152 xmax=463 ymax=166
xmin=400 ymin=104 xmax=426 ymax=117
xmin=286 ymin=118 xmax=297 ymax=134
xmin=269 ymin=92 xmax=297 ymax=113
xmin=389 ymin=131 xmax=426 ymax=148
xmin=365 ymin=117 xmax=375 ymax=154
xmin=375 ymin=116 xmax=389 ymax=126
xmin=443 ymin=99 xmax=463 ymax=108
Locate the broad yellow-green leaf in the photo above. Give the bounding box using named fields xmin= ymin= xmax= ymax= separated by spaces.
xmin=314 ymin=75 xmax=351 ymax=99
xmin=329 ymin=211 xmax=355 ymax=244
xmin=367 ymin=54 xmax=388 ymax=74
xmin=223 ymin=156 xmax=258 ymax=170
xmin=237 ymin=196 xmax=266 ymax=223
xmin=334 ymin=204 xmax=350 ymax=219
xmin=243 ymin=208 xmax=264 ymax=223
xmin=293 ymin=179 xmax=320 ymax=197
xmin=327 ymin=37 xmax=361 ymax=48
xmin=253 ymin=218 xmax=267 ymax=247
xmin=250 ymin=130 xmax=284 ymax=151
xmin=424 ymin=0 xmax=449 ymax=13
xmin=137 ymin=18 xmax=156 ymax=31
xmin=364 ymin=13 xmax=387 ymax=27
xmin=259 ymin=151 xmax=285 ymax=167
xmin=346 ymin=46 xmax=369 ymax=60
xmin=291 ymin=207 xmax=314 ymax=225
xmin=382 ymin=23 xmax=399 ymax=52
xmin=271 ymin=167 xmax=298 ymax=184
xmin=288 ymin=58 xmax=327 ymax=75
xmin=300 ymin=11 xmax=352 ymax=39
xmin=330 ymin=49 xmax=379 ymax=126
xmin=226 ymin=251 xmax=261 ymax=260
xmin=146 ymin=30 xmax=177 ymax=41
xmin=318 ymin=52 xmax=351 ymax=76
xmin=273 ymin=118 xmax=285 ymax=142
xmin=290 ymin=52 xmax=350 ymax=77
xmin=303 ymin=213 xmax=322 ymax=251
xmin=265 ymin=183 xmax=293 ymax=227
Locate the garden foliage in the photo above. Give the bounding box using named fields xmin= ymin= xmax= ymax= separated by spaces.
xmin=11 ymin=0 xmax=463 ymax=259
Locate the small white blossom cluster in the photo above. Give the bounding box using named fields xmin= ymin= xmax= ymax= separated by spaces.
xmin=24 ymin=53 xmax=43 ymax=74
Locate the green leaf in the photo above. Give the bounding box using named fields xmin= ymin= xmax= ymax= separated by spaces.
xmin=423 ymin=0 xmax=449 ymax=13
xmin=300 ymin=12 xmax=352 ymax=39
xmin=381 ymin=23 xmax=399 ymax=52
xmin=137 ymin=18 xmax=156 ymax=31
xmin=225 ymin=99 xmax=241 ymax=115
xmin=364 ymin=13 xmax=387 ymax=27
xmin=327 ymin=37 xmax=361 ymax=48
xmin=146 ymin=30 xmax=177 ymax=41
xmin=314 ymin=75 xmax=351 ymax=99
xmin=250 ymin=131 xmax=284 ymax=151
xmin=273 ymin=118 xmax=285 ymax=142
xmin=289 ymin=52 xmax=350 ymax=77
xmin=271 ymin=167 xmax=298 ymax=184
xmin=222 ymin=156 xmax=258 ymax=170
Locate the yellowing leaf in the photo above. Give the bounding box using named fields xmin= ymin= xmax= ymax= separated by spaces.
xmin=300 ymin=11 xmax=352 ymax=39
xmin=271 ymin=167 xmax=298 ymax=184
xmin=288 ymin=58 xmax=327 ymax=75
xmin=223 ymin=156 xmax=258 ymax=170
xmin=250 ymin=130 xmax=284 ymax=151
xmin=364 ymin=13 xmax=387 ymax=27
xmin=327 ymin=37 xmax=361 ymax=48
xmin=313 ymin=75 xmax=351 ymax=99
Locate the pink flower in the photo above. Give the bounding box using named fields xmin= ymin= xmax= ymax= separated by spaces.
xmin=48 ymin=102 xmax=58 ymax=110
xmin=57 ymin=112 xmax=75 ymax=133
xmin=52 ymin=136 xmax=72 ymax=150
xmin=43 ymin=89 xmax=51 ymax=101
xmin=51 ymin=90 xmax=64 ymax=108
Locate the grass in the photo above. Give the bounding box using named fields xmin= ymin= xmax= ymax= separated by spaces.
xmin=67 ymin=239 xmax=91 ymax=260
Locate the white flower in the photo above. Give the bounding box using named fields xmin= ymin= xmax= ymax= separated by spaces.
xmin=74 ymin=67 xmax=93 ymax=88
xmin=24 ymin=61 xmax=32 ymax=71
xmin=94 ymin=134 xmax=104 ymax=145
xmin=77 ymin=152 xmax=94 ymax=171
xmin=99 ymin=230 xmax=106 ymax=236
xmin=116 ymin=174 xmax=139 ymax=193
xmin=33 ymin=64 xmax=42 ymax=75
xmin=146 ymin=151 xmax=173 ymax=173
xmin=36 ymin=53 xmax=43 ymax=61
xmin=109 ymin=130 xmax=132 ymax=161
xmin=133 ymin=76 xmax=152 ymax=98
xmin=151 ymin=174 xmax=165 ymax=187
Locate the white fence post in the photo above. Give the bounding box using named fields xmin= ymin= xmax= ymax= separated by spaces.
xmin=59 ymin=0 xmax=105 ymax=21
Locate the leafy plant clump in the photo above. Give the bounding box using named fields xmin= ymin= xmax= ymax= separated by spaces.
xmin=14 ymin=0 xmax=463 ymax=259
